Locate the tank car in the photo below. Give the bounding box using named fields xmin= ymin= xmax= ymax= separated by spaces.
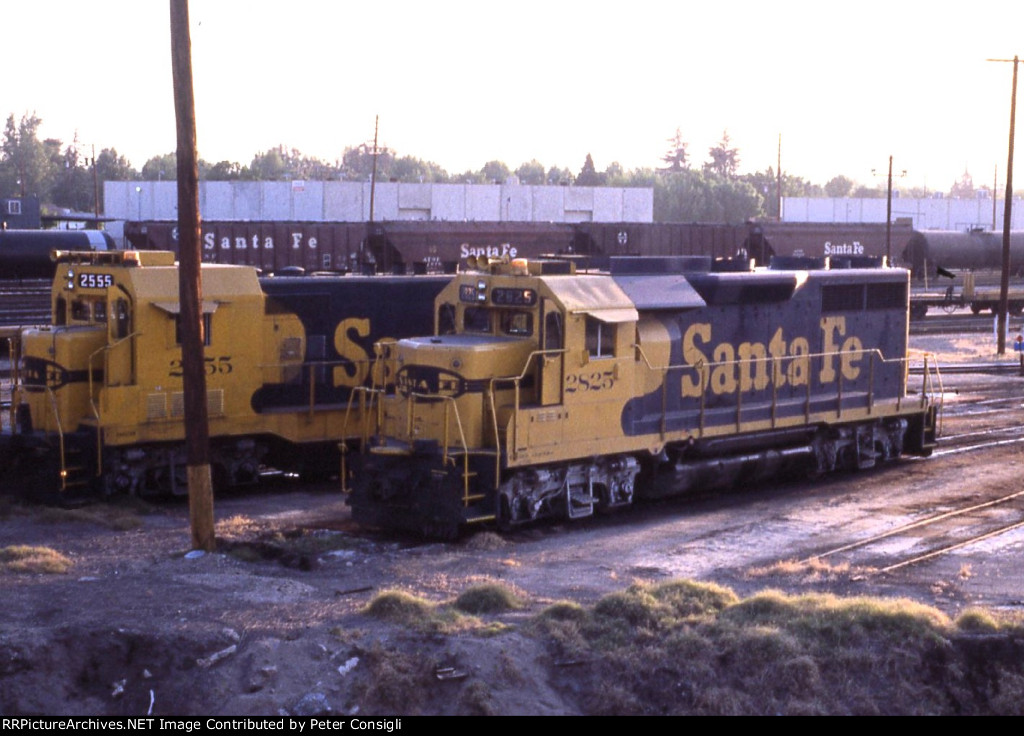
xmin=0 ymin=250 xmax=446 ymax=498
xmin=346 ymin=255 xmax=940 ymax=538
xmin=902 ymin=229 xmax=1024 ymax=279
xmin=0 ymin=229 xmax=115 ymax=279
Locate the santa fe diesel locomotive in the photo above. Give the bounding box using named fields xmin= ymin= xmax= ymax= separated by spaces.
xmin=346 ymin=255 xmax=941 ymax=538
xmin=0 ymin=250 xmax=446 ymax=498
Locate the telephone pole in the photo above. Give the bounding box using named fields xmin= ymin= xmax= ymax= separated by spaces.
xmin=170 ymin=0 xmax=215 ymax=551
xmin=988 ymin=55 xmax=1019 ymax=356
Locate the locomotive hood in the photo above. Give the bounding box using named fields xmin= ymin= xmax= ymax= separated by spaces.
xmin=392 ymin=334 xmax=535 ymax=398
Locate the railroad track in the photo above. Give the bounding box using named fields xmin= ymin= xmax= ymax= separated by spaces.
xmin=909 ymin=312 xmax=995 ymax=335
xmin=797 ymin=428 xmax=1024 ymax=574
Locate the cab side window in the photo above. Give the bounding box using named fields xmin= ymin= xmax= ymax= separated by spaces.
xmin=114 ymin=299 xmax=131 ymax=339
xmin=585 ymin=317 xmax=614 ymax=359
xmin=544 ymin=311 xmax=563 ymax=350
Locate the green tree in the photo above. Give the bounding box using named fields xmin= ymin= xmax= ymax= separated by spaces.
xmin=603 ymin=161 xmax=626 ymax=186
xmin=95 ymin=148 xmax=137 ymax=181
xmin=654 ymin=169 xmax=763 ymax=223
xmin=576 ymin=153 xmax=605 ymax=186
xmin=514 ymin=159 xmax=546 ymax=185
xmin=852 ymin=184 xmax=885 ymax=198
xmin=248 ymin=148 xmax=288 ymax=180
xmin=49 ymin=137 xmax=96 ymax=212
xmin=391 ymin=155 xmax=448 ymax=183
xmin=661 ymin=128 xmax=689 ymax=172
xmin=825 ymin=175 xmax=854 ymax=198
xmin=340 ymin=143 xmax=394 ymax=182
xmin=1 ymin=112 xmax=50 ymax=198
xmin=480 ymin=160 xmax=511 ymax=184
xmin=704 ymin=130 xmax=740 ymax=179
xmin=950 ymin=169 xmax=974 ymax=199
xmin=547 ymin=166 xmax=572 ymax=185
xmin=205 ymin=160 xmax=244 ymax=180
xmin=142 ymin=153 xmax=176 ymax=181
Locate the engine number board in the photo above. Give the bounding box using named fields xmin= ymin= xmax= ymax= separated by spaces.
xmin=77 ymin=272 xmax=114 ymax=290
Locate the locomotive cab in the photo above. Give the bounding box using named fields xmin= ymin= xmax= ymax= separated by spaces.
xmin=9 ymin=250 xmax=296 ymax=496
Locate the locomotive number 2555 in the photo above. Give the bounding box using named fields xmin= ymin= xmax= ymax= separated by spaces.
xmin=78 ymin=272 xmax=114 ymax=289
xmin=168 ymin=357 xmax=233 ymax=377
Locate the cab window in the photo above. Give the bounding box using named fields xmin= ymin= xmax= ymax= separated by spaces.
xmin=544 ymin=311 xmax=563 ymax=350
xmin=71 ymin=300 xmax=91 ymax=322
xmin=586 ymin=317 xmax=614 ymax=359
xmin=438 ymin=303 xmax=457 ymax=335
xmin=500 ymin=311 xmax=533 ymax=336
xmin=464 ymin=307 xmax=492 ymax=333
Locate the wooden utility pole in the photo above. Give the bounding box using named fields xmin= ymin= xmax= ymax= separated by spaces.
xmin=170 ymin=0 xmax=215 ymax=551
xmin=989 ymin=55 xmax=1019 ymax=356
xmin=776 ymin=134 xmax=782 ymax=221
xmin=369 ymin=114 xmax=380 ymax=223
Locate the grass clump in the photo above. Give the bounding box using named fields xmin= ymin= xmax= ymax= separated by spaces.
xmin=454 ymin=583 xmax=526 ymax=614
xmin=955 ymin=608 xmax=1001 ymax=633
xmin=364 ymin=589 xmax=436 ymax=627
xmin=523 ymin=579 xmax=1024 ymax=715
xmin=0 ymin=545 xmax=73 ymax=574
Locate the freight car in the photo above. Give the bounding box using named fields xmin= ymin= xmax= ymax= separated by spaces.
xmin=0 ymin=229 xmax=115 ymax=279
xmin=0 ymin=250 xmax=446 ymax=498
xmin=345 ymin=255 xmax=940 ymax=538
xmin=122 ymin=220 xmax=914 ymax=275
xmin=901 ymin=229 xmax=1024 ymax=279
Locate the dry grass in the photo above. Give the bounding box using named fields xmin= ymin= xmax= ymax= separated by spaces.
xmin=746 ymin=556 xmax=873 ymax=583
xmin=363 ymin=583 xmax=525 ymax=636
xmin=0 ymin=545 xmax=73 ymax=574
xmin=33 ymin=502 xmax=146 ymax=531
xmin=524 ymin=580 xmax=1024 ymax=715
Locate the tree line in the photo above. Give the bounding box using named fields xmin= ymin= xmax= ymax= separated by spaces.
xmin=0 ymin=112 xmax=1003 ymax=226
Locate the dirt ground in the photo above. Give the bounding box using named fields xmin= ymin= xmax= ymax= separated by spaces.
xmin=3 ymin=330 xmax=1024 ymax=716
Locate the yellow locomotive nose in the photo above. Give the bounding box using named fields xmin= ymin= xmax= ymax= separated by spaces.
xmin=379 ymin=334 xmax=536 ymax=453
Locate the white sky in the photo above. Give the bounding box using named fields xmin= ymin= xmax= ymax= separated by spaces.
xmin=5 ymin=1 xmax=1024 ymax=191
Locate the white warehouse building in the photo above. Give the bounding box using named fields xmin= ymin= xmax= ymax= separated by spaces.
xmin=104 ymin=180 xmax=653 ymax=242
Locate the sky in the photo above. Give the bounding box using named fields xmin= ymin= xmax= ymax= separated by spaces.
xmin=5 ymin=1 xmax=1024 ymax=192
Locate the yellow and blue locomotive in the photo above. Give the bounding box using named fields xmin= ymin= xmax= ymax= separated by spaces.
xmin=346 ymin=255 xmax=940 ymax=537
xmin=1 ymin=250 xmax=446 ymax=498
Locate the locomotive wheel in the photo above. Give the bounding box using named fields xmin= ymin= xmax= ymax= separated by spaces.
xmin=971 ymin=304 xmax=983 ymax=314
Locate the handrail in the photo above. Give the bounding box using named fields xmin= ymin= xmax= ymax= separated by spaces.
xmin=86 ymin=330 xmax=142 ymax=478
xmin=631 ymin=342 xmax=943 ymax=437
xmin=12 ymin=383 xmax=70 ymax=491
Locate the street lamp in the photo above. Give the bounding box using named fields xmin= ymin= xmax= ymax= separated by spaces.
xmin=135 ymin=185 xmax=142 ymax=222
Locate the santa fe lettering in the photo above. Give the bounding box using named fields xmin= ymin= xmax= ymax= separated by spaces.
xmin=679 ymin=316 xmax=862 ymax=398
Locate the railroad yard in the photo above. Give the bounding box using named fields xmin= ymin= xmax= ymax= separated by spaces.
xmin=2 ymin=321 xmax=1024 ymax=715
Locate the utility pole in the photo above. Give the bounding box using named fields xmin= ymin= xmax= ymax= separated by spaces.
xmin=170 ymin=0 xmax=215 ymax=551
xmin=988 ymin=55 xmax=1019 ymax=356
xmin=872 ymin=157 xmax=906 ymax=264
xmin=91 ymin=144 xmax=100 ymax=222
xmin=776 ymin=134 xmax=782 ymax=221
xmin=368 ymin=114 xmax=380 ymax=223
